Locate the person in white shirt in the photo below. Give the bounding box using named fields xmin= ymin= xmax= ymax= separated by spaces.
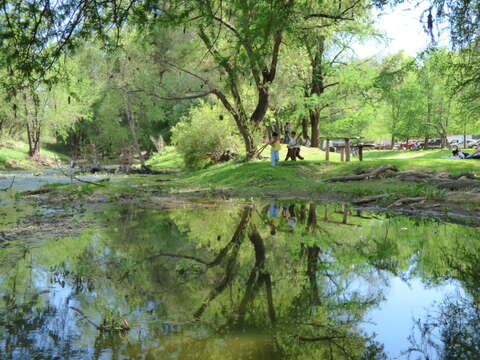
xmin=285 ymin=131 xmax=304 ymax=161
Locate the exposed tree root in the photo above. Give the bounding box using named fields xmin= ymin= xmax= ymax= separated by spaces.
xmin=351 ymin=193 xmax=391 ymax=205
xmin=327 ymin=165 xmax=480 ymax=192
xmin=326 ymin=165 xmax=398 ymax=182
xmin=387 ymin=197 xmax=426 ymax=208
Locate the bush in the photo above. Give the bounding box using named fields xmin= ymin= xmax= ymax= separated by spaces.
xmin=171 ymin=101 xmax=241 ymax=169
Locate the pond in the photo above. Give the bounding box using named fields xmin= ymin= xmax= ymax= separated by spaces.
xmin=0 ymin=169 xmax=113 ymax=193
xmin=0 ymin=198 xmax=479 ymax=359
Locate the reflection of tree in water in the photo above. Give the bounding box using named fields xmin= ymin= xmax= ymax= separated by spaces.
xmin=6 ymin=201 xmax=479 ymax=359
xmin=182 ymin=203 xmax=387 ymax=359
xmin=0 ymin=248 xmax=87 ymax=359
xmin=405 ymin=237 xmax=480 ymax=360
xmin=406 ymin=295 xmax=480 ymax=359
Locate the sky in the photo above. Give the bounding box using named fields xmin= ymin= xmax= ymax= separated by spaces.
xmin=354 ymin=2 xmax=450 ymax=58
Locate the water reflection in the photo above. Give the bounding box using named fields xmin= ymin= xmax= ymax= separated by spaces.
xmin=0 ymin=201 xmax=479 ymax=359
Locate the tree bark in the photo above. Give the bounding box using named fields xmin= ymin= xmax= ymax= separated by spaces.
xmin=24 ymin=94 xmax=41 ymax=157
xmin=308 ymin=35 xmax=325 ymax=148
xmin=310 ymin=110 xmax=320 ymax=147
xmin=302 ymin=116 xmax=309 ymax=140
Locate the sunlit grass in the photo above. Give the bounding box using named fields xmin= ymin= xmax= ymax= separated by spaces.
xmin=0 ymin=140 xmax=67 ymax=169
xmin=147 ymin=146 xmax=480 ymax=175
xmin=139 ymin=145 xmax=480 ymax=199
xmin=146 ymin=146 xmax=184 ymax=171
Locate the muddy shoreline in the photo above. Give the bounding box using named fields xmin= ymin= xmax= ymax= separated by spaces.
xmin=14 ymin=187 xmax=480 ymax=243
xmin=3 ymin=167 xmax=480 ymax=244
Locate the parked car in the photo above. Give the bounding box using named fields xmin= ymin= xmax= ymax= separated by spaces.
xmin=399 ymin=142 xmax=415 ymax=150
xmin=373 ymin=144 xmax=393 ymax=150
xmin=466 ymin=139 xmax=480 ymax=148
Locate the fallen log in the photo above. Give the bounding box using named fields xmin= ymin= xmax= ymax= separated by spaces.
xmin=326 ymin=165 xmax=398 ymax=182
xmin=434 ymin=180 xmax=480 ymax=191
xmin=21 ymin=188 xmax=56 ymax=196
xmin=387 ymin=197 xmax=426 ymax=208
xmin=453 ymin=172 xmax=479 ymax=180
xmin=395 ymin=172 xmax=436 ymax=182
xmin=352 ymin=193 xmax=391 ymax=205
xmin=325 ymin=174 xmax=369 ymax=182
xmin=72 ymin=177 xmax=110 ymax=186
xmin=20 ymin=178 xmax=109 ymax=196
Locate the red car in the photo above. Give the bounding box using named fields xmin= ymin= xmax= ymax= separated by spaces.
xmin=373 ymin=144 xmax=393 ymax=150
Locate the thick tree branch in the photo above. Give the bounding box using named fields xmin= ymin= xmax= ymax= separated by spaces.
xmin=305 ymin=0 xmax=362 ymax=22
xmin=305 ymin=13 xmax=353 ymax=21
xmin=127 ymin=88 xmax=215 ymax=101
xmin=198 ymin=26 xmax=245 ymax=114
xmin=323 ymin=82 xmax=339 ymax=90
xmin=210 ymin=14 xmax=263 ymax=87
xmin=266 ymin=31 xmax=282 ymax=82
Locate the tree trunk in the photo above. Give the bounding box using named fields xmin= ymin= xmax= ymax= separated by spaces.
xmin=25 ymin=96 xmax=41 ymax=157
xmin=0 ymin=118 xmax=5 ymax=137
xmin=123 ymin=94 xmax=146 ymax=168
xmin=310 ymin=110 xmax=320 ymax=147
xmin=441 ymin=134 xmax=447 ymax=149
xmin=302 ymin=117 xmax=309 ymax=140
xmin=308 ymin=36 xmax=325 ymax=148
xmin=239 ymin=119 xmax=256 ymax=159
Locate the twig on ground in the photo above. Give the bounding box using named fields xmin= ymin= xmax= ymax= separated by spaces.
xmin=0 ymin=177 xmax=15 ymax=192
xmin=53 ymin=156 xmax=109 ymax=187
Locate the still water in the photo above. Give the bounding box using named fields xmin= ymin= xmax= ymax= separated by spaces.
xmin=0 ymin=199 xmax=479 ymax=359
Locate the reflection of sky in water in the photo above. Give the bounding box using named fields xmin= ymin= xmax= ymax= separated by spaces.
xmin=1 ymin=199 xmax=478 ymax=359
xmin=0 ymin=169 xmax=115 ymax=193
xmin=362 ymin=276 xmax=459 ymax=359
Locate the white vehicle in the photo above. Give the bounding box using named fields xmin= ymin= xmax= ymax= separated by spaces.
xmin=466 ymin=139 xmax=480 ymax=148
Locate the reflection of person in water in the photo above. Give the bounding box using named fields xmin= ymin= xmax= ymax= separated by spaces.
xmin=267 ymin=202 xmax=280 ymax=235
xmin=269 ymin=202 xmax=279 ymax=217
xmin=288 ymin=204 xmax=297 ymax=229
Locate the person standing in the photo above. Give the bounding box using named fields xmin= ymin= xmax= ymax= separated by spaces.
xmin=270 ymin=132 xmax=281 ymax=166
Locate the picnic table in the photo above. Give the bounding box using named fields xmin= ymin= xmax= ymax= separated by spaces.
xmin=318 ymin=137 xmax=373 ymax=161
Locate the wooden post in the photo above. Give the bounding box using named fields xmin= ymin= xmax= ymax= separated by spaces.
xmin=325 ymin=138 xmax=330 ymax=161
xmin=358 ymin=145 xmax=363 ymax=161
xmin=345 ymin=138 xmax=350 ymax=162
xmin=324 ymin=205 xmax=328 ymax=220
xmin=340 ymin=147 xmax=344 ymax=161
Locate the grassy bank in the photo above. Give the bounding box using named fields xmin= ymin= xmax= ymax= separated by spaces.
xmin=30 ymin=146 xmax=480 ymax=214
xmin=0 ymin=140 xmax=67 ymax=170
xmin=108 ymin=147 xmax=480 ymax=208
xmin=146 ymin=147 xmax=480 ymax=194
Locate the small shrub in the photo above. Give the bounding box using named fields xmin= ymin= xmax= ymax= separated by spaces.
xmin=171 ymin=101 xmax=241 ymax=169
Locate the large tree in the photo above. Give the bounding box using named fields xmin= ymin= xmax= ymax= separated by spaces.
xmin=0 ymin=0 xmax=380 ymax=159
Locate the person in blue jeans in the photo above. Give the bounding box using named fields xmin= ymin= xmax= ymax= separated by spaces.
xmin=270 ymin=132 xmax=281 ymax=166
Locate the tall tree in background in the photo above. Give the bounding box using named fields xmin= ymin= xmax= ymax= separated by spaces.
xmin=298 ymin=1 xmax=371 ymax=146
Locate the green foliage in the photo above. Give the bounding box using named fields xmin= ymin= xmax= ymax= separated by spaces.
xmin=0 ymin=140 xmax=66 ymax=169
xmin=146 ymin=146 xmax=184 ymax=170
xmin=171 ymin=101 xmax=241 ymax=169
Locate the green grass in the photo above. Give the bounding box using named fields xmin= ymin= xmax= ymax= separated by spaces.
xmin=146 ymin=146 xmax=184 ymax=171
xmin=42 ymin=145 xmax=480 ymax=209
xmin=145 ymin=146 xmax=480 ymax=177
xmin=134 ymin=146 xmax=480 ymax=199
xmin=0 ymin=140 xmax=68 ymax=170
